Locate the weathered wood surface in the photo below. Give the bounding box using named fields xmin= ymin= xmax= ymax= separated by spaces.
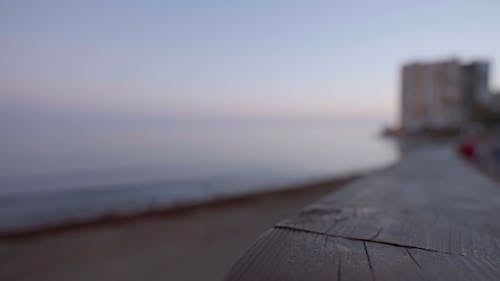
xmin=225 ymin=146 xmax=500 ymax=280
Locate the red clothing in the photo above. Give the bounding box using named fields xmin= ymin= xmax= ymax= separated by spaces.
xmin=460 ymin=143 xmax=475 ymax=158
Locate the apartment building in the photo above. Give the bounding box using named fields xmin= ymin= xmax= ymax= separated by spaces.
xmin=401 ymin=59 xmax=489 ymax=132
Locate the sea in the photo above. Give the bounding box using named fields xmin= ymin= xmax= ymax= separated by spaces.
xmin=0 ymin=116 xmax=399 ymax=233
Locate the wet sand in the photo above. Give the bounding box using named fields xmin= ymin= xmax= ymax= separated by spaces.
xmin=0 ymin=176 xmax=356 ymax=281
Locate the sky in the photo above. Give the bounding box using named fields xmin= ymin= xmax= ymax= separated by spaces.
xmin=1 ymin=0 xmax=500 ymax=125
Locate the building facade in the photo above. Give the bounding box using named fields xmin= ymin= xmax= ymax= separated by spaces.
xmin=401 ymin=59 xmax=489 ymax=132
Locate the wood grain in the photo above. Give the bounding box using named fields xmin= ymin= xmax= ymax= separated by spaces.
xmin=225 ymin=228 xmax=372 ymax=281
xmin=225 ymin=146 xmax=500 ymax=280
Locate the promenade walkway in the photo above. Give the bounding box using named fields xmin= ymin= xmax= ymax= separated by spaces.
xmin=225 ymin=145 xmax=500 ymax=280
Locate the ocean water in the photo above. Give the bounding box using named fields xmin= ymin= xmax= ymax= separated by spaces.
xmin=0 ymin=118 xmax=399 ymax=232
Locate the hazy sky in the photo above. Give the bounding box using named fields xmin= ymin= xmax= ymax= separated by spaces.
xmin=1 ymin=0 xmax=499 ymax=123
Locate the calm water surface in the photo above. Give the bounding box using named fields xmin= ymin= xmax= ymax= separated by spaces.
xmin=0 ymin=119 xmax=398 ymax=232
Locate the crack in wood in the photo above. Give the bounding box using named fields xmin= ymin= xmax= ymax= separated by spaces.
xmin=363 ymin=241 xmax=376 ymax=281
xmin=368 ymin=227 xmax=383 ymax=241
xmin=275 ymin=225 xmax=465 ymax=257
xmin=405 ymin=248 xmax=422 ymax=269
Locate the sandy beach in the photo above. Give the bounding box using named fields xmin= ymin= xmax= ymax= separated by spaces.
xmin=0 ymin=176 xmax=356 ymax=281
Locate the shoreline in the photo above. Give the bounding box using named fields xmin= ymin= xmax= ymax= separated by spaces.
xmin=0 ymin=169 xmax=377 ymax=281
xmin=1 ymin=173 xmax=363 ymax=239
